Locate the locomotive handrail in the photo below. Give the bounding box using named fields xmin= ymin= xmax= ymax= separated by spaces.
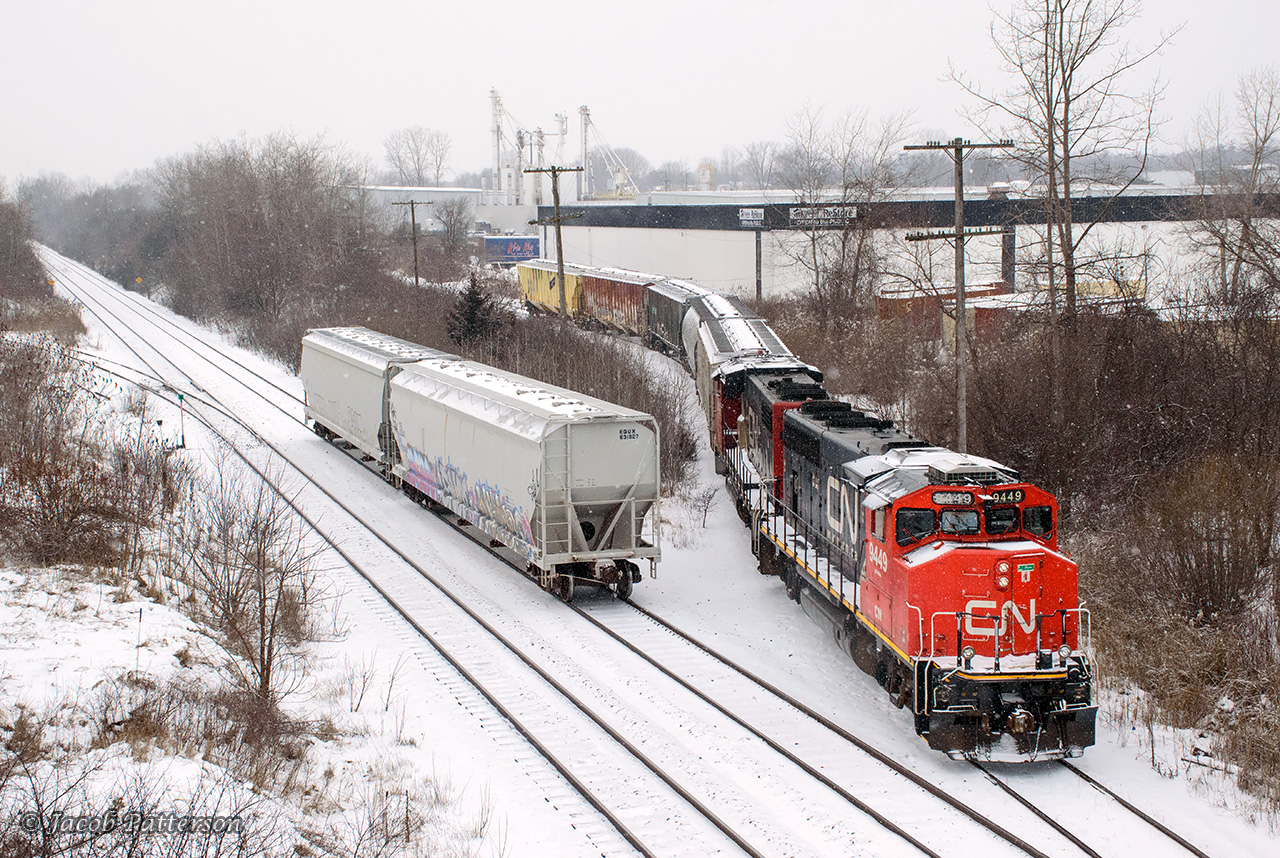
xmin=759 ymin=489 xmax=859 ymax=606
xmin=930 ymin=608 xmax=1002 ymax=675
xmin=929 ymin=606 xmax=1093 ymax=673
xmin=906 ymin=601 xmax=925 ymax=658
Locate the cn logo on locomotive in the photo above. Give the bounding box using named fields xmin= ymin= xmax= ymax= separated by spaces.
xmin=963 ymin=598 xmax=1038 ymax=637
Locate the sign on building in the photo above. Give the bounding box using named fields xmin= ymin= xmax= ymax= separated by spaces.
xmin=788 ymin=205 xmax=859 ymax=228
xmin=485 ymin=236 xmax=542 ymax=266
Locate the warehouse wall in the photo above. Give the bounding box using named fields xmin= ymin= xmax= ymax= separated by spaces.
xmin=554 ymin=225 xmax=823 ymax=299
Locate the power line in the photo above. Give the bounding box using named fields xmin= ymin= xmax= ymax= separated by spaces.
xmin=391 ymin=200 xmax=433 ymax=286
xmin=526 ymin=165 xmax=584 ymax=318
xmin=903 ymin=137 xmax=1014 ymax=453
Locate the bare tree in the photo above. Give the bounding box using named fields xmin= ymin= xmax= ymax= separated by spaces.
xmin=650 ymin=160 xmax=692 ymax=191
xmin=384 ymin=126 xmax=451 ymax=186
xmin=743 ymin=139 xmax=779 ymax=190
xmin=188 ymin=466 xmax=324 ymax=703
xmin=0 ymin=190 xmax=49 ymax=300
xmin=434 ymin=196 xmax=473 ymax=267
xmin=952 ymin=0 xmax=1178 ymax=317
xmin=1183 ymin=67 xmax=1280 ymax=311
xmin=717 ymin=145 xmax=743 ymax=189
xmin=155 ymin=133 xmax=368 ymax=323
xmin=777 ymin=105 xmax=915 ymax=333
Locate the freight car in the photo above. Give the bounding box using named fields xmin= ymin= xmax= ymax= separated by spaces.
xmin=507 ymin=259 xmax=1096 ymax=759
xmin=300 ymin=326 xmax=456 ymax=473
xmin=644 ymin=279 xmax=705 ymax=359
xmin=679 ymin=292 xmax=819 ymax=475
xmin=581 ymin=267 xmax=657 ymax=336
xmin=516 ymin=259 xmax=586 ymax=317
xmin=516 ymin=261 xmax=714 ymax=364
xmin=300 ymin=327 xmax=661 ymax=601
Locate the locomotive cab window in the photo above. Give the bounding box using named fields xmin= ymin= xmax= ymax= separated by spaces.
xmin=896 ymin=508 xmax=936 ymax=546
xmin=985 ymin=505 xmax=1019 ymax=535
xmin=873 ymin=508 xmax=886 ymax=542
xmin=1024 ymin=505 xmax=1054 ymax=536
xmin=940 ymin=508 xmax=979 ymax=535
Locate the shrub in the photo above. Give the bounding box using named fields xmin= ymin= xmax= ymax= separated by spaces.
xmin=182 ymin=467 xmax=325 ymax=703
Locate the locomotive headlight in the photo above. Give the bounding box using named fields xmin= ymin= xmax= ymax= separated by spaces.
xmin=995 ymin=560 xmax=1012 ymax=576
xmin=996 ymin=575 xmax=1010 ymax=590
xmin=1058 ymin=644 xmax=1072 ymax=664
xmin=961 ymin=645 xmax=976 ymax=667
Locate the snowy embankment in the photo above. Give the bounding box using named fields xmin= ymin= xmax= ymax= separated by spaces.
xmin=0 ymin=501 xmax=501 ymax=857
xmin=5 ymin=246 xmax=1277 ymax=857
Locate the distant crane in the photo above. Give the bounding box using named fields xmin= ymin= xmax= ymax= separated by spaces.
xmin=580 ymin=104 xmax=639 ymax=199
xmin=491 ymin=88 xmax=572 ymax=206
xmin=489 ymin=89 xmax=636 ymax=205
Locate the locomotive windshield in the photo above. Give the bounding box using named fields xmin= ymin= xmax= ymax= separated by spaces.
xmin=1024 ymin=505 xmax=1053 ymax=535
xmin=940 ymin=508 xmax=979 ymax=535
xmin=894 ymin=498 xmax=1055 ymax=546
xmin=896 ymin=508 xmax=936 ymax=545
xmin=985 ymin=505 xmax=1019 ymax=535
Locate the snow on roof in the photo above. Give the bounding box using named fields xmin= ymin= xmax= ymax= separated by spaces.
xmin=879 ymin=280 xmax=1006 ymax=300
xmin=304 ymin=326 xmax=457 ymax=370
xmin=901 ymin=538 xmax=1064 ymax=569
xmin=699 ymin=292 xmax=751 ymax=319
xmin=647 ymin=279 xmax=701 ymax=301
xmin=663 ymin=277 xmax=714 ymax=297
xmin=960 ymin=290 xmax=1140 ymax=313
xmin=851 ymin=446 xmax=1017 ymax=503
xmin=718 ymin=354 xmax=814 ymax=380
xmin=394 ymin=357 xmax=650 ymax=442
xmin=583 ymin=266 xmax=663 ymax=284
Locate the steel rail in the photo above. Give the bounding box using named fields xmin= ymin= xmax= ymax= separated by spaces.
xmin=48 ymin=254 xmax=768 ymax=858
xmin=614 ymin=600 xmax=1060 ymax=857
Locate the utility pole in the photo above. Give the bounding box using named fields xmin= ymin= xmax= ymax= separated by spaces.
xmin=392 ymin=200 xmax=432 ymax=286
xmin=904 ymin=137 xmax=1013 ymax=453
xmin=526 ymin=165 xmax=583 ymax=318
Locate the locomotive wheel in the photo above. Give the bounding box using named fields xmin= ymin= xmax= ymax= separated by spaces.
xmin=849 ymin=626 xmax=878 ymax=676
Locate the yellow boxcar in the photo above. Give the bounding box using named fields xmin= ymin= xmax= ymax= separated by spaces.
xmin=517 ymin=260 xmax=585 ymax=316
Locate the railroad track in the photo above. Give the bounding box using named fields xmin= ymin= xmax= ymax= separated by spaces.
xmin=41 ymin=247 xmax=1222 ymax=858
xmin=585 ymin=598 xmax=1221 ymax=858
xmin=47 ymin=255 xmax=747 ymax=857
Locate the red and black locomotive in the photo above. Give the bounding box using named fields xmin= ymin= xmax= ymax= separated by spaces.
xmin=518 ymin=260 xmax=1097 ymax=760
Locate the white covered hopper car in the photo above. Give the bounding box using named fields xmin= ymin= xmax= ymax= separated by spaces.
xmin=300 ymin=327 xmax=661 ymax=600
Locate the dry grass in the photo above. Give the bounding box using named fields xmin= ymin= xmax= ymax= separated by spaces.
xmin=90 ymin=671 xmax=314 ymax=791
xmin=0 ymin=340 xmax=194 ymax=569
xmin=0 ymin=297 xmax=86 ymax=341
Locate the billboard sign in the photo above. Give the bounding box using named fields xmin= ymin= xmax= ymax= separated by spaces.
xmin=788 ymin=204 xmax=859 ymax=228
xmin=485 ymin=236 xmax=541 ymax=266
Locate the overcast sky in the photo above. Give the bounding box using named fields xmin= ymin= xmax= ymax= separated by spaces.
xmin=4 ymin=0 xmax=1277 ymax=186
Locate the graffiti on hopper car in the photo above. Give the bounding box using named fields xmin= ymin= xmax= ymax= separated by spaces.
xmin=399 ymin=444 xmax=535 ymax=556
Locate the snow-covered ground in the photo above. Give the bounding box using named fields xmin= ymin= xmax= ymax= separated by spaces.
xmin=10 ymin=245 xmax=1277 ymax=857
